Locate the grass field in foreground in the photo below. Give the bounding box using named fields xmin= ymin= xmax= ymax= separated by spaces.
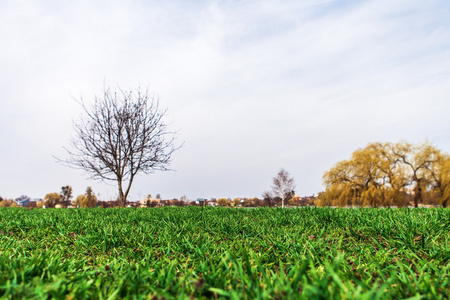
xmin=0 ymin=207 xmax=449 ymax=299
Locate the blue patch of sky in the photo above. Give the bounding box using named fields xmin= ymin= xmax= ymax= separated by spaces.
xmin=227 ymin=19 xmax=295 ymax=48
xmin=218 ymin=11 xmax=301 ymax=55
xmin=306 ymin=0 xmax=360 ymax=19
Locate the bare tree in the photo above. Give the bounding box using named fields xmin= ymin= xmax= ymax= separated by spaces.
xmin=60 ymin=185 xmax=73 ymax=207
xmin=271 ymin=169 xmax=296 ymax=208
xmin=262 ymin=191 xmax=274 ymax=207
xmin=60 ymin=86 xmax=180 ymax=207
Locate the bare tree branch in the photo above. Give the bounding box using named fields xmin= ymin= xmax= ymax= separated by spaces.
xmin=57 ymin=86 xmax=181 ymax=206
xmin=271 ymin=169 xmax=296 ymax=208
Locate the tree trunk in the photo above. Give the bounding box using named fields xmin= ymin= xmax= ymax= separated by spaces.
xmin=413 ymin=183 xmax=422 ymax=208
xmin=118 ymin=177 xmax=126 ymax=207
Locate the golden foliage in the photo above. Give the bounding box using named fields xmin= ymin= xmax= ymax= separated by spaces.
xmin=43 ymin=193 xmax=62 ymax=208
xmin=217 ymin=198 xmax=231 ymax=206
xmin=321 ymin=141 xmax=449 ymax=207
xmin=74 ymin=194 xmax=97 ymax=208
xmin=0 ymin=199 xmax=17 ymax=207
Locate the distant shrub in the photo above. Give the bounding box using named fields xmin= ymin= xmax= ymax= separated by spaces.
xmin=218 ymin=198 xmax=231 ymax=206
xmin=43 ymin=193 xmax=62 ymax=208
xmin=0 ymin=199 xmax=17 ymax=207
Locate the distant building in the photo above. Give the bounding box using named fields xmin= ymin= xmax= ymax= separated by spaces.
xmin=14 ymin=195 xmax=31 ymax=207
xmin=139 ymin=196 xmax=151 ymax=207
xmin=139 ymin=195 xmax=162 ymax=207
xmin=207 ymin=199 xmax=218 ymax=207
xmin=195 ymin=198 xmax=207 ymax=205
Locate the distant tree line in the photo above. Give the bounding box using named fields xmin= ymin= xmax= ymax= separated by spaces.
xmin=0 ymin=197 xmax=18 ymax=207
xmin=317 ymin=141 xmax=450 ymax=208
xmin=0 ymin=168 xmax=313 ymax=209
xmin=0 ymin=193 xmax=317 ymax=209
xmin=40 ymin=186 xmax=98 ymax=208
xmin=213 ymin=195 xmax=315 ymax=207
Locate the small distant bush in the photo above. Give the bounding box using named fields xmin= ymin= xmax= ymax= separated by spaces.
xmin=0 ymin=199 xmax=18 ymax=207
xmin=218 ymin=198 xmax=231 ymax=206
xmin=74 ymin=187 xmax=98 ymax=208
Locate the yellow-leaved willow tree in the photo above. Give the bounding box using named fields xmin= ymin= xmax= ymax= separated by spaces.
xmin=317 ymin=141 xmax=450 ymax=208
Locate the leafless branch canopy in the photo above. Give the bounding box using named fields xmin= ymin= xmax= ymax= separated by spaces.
xmin=61 ymin=87 xmax=180 ymax=205
xmin=272 ymin=168 xmax=296 ymax=208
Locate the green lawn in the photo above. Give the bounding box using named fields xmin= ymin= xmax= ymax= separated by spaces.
xmin=0 ymin=207 xmax=448 ymax=299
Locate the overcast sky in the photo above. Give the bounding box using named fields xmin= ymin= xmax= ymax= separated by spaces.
xmin=1 ymin=0 xmax=449 ymax=201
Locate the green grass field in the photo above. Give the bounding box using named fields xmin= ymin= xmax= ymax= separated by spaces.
xmin=0 ymin=207 xmax=449 ymax=299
